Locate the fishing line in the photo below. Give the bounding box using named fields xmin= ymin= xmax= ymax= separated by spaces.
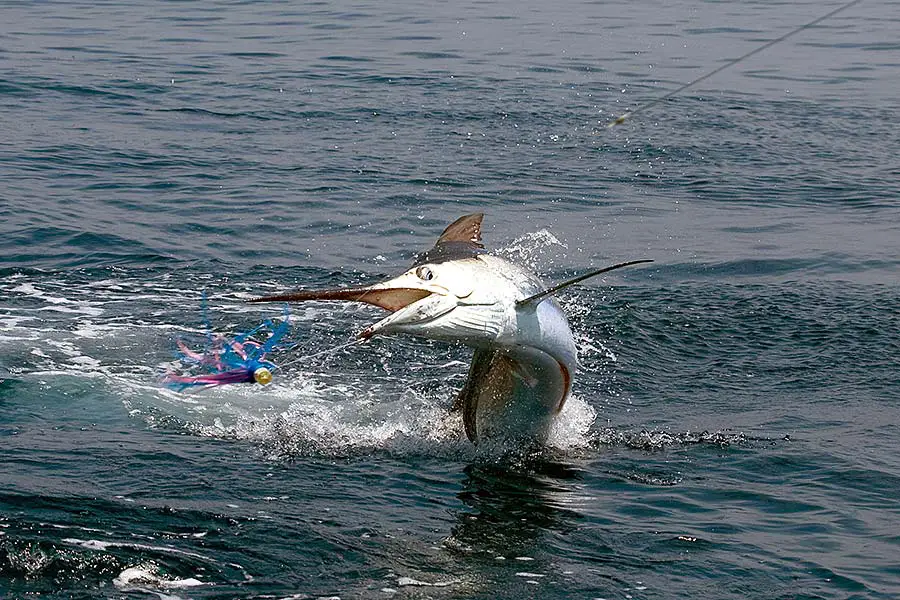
xmin=605 ymin=0 xmax=864 ymax=128
xmin=275 ymin=337 xmax=367 ymax=370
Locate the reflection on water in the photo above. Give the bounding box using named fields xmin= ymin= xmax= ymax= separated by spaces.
xmin=446 ymin=460 xmax=585 ymax=561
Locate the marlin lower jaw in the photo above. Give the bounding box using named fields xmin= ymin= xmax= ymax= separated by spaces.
xmin=359 ymin=293 xmax=458 ymax=339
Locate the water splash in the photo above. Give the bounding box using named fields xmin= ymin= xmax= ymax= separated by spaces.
xmin=591 ymin=427 xmax=754 ymax=451
xmin=496 ymin=229 xmax=568 ymax=274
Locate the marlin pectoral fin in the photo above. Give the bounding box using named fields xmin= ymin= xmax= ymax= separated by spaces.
xmin=455 ymin=346 xmax=571 ymax=445
xmin=455 ymin=347 xmax=499 ymax=442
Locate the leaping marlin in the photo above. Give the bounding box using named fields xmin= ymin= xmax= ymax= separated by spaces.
xmin=249 ymin=214 xmax=650 ymax=446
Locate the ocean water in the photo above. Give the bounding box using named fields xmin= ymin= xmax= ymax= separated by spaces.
xmin=2 ymin=0 xmax=899 ymax=598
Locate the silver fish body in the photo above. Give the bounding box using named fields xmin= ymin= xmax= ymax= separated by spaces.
xmin=250 ymin=214 xmax=578 ymax=446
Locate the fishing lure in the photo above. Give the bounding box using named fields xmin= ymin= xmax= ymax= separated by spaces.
xmin=162 ymin=304 xmax=290 ymax=391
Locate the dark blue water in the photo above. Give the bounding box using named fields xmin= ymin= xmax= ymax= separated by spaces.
xmin=2 ymin=1 xmax=899 ymax=598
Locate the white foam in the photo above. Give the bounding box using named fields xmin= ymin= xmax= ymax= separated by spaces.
xmin=66 ymin=538 xmax=112 ymax=551
xmin=12 ymin=282 xmax=58 ymax=300
xmin=142 ymin=370 xmax=471 ymax=458
xmin=0 ymin=332 xmax=42 ymax=344
xmin=39 ymin=304 xmax=105 ymax=316
xmin=44 ymin=339 xmax=84 ymax=357
xmin=396 ymin=576 xmax=459 ymax=587
xmin=69 ymin=355 xmax=102 ymax=369
xmin=0 ymin=315 xmax=38 ymax=328
xmin=11 ymin=282 xmax=105 ymax=316
xmin=127 ymin=365 xmax=595 ymax=460
xmin=24 ymin=369 xmax=106 ymax=380
xmin=85 ymin=278 xmax=124 ymax=290
xmin=547 ymin=394 xmax=597 ymax=451
xmin=72 ymin=320 xmax=121 ymax=338
xmin=63 ymin=538 xmax=210 ymax=561
xmin=114 ymin=565 xmax=205 ymax=590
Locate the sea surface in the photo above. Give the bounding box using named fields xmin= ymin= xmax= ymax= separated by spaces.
xmin=2 ymin=0 xmax=899 ymax=598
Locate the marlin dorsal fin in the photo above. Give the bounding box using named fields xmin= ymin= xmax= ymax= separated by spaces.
xmin=436 ymin=213 xmax=484 ymax=248
xmin=413 ymin=213 xmax=487 ymax=266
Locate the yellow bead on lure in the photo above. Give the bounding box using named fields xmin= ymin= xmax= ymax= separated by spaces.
xmin=253 ymin=367 xmax=273 ymax=386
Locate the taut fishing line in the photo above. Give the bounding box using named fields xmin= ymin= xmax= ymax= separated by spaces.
xmin=605 ymin=0 xmax=864 ymax=128
xmin=275 ymin=338 xmax=367 ymax=370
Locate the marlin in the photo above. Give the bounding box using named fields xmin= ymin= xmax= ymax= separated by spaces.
xmin=249 ymin=214 xmax=650 ymax=446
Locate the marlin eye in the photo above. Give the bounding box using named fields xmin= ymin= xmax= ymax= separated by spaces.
xmin=416 ymin=266 xmax=434 ymax=281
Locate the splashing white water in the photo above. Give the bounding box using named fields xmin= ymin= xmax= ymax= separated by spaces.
xmin=497 ymin=229 xmax=568 ymax=274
